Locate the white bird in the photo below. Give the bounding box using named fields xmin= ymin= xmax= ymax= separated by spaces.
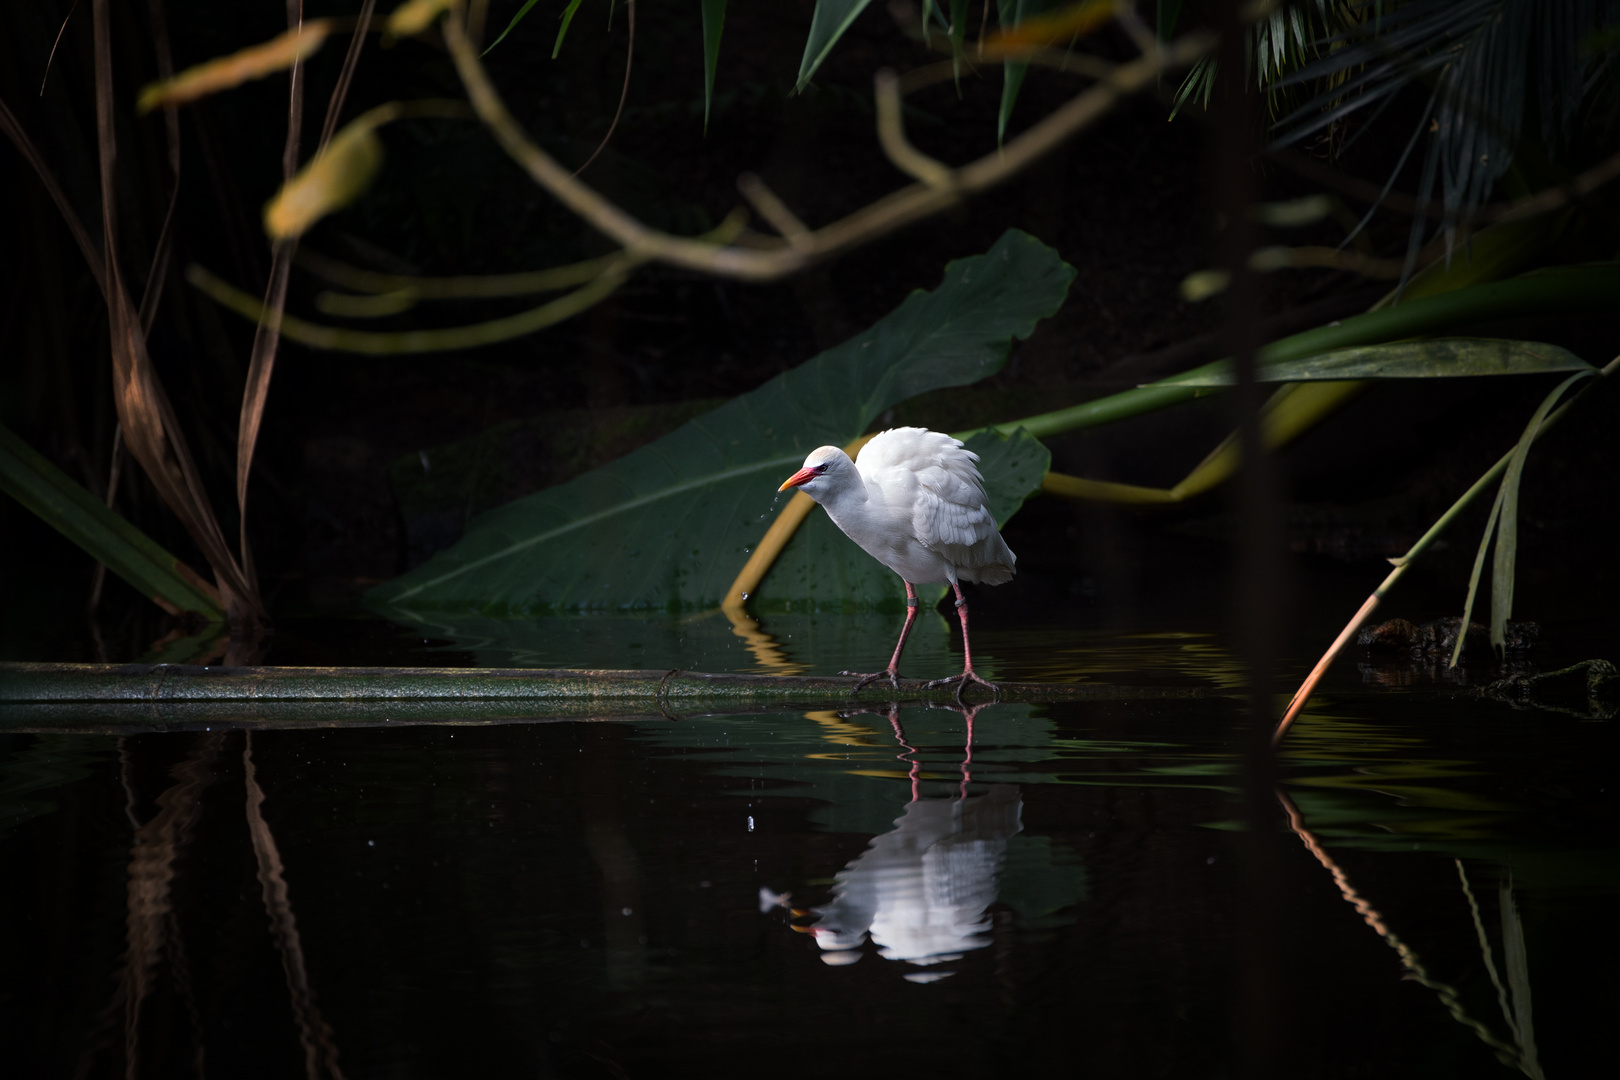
xmin=777 ymin=426 xmax=1015 ymax=697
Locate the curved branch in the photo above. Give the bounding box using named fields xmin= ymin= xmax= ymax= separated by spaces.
xmin=297 ymin=247 xmax=626 ymax=298
xmin=874 ymin=69 xmax=954 ymax=188
xmin=189 ymin=261 xmax=633 ymax=354
xmin=735 ymin=174 xmax=812 ymax=251
xmin=441 ymin=11 xmax=1213 ymax=281
xmin=572 ymin=0 xmax=633 ymax=177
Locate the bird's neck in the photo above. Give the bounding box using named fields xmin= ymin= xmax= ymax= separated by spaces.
xmin=819 ymin=473 xmax=870 ymax=525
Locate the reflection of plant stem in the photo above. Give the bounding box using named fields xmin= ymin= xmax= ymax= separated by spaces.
xmin=1458 ymin=860 xmax=1516 ymax=1042
xmin=719 ymin=606 xmax=810 ymax=675
xmin=1276 ymin=789 xmax=1523 ymax=1069
xmin=1499 ymin=880 xmax=1543 ymax=1080
xmin=244 ymin=732 xmax=347 ymax=1080
xmin=77 ymin=732 xmax=223 ymax=1078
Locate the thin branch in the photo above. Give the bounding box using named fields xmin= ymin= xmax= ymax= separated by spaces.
xmin=138 ymin=0 xmax=182 ymax=336
xmin=87 ymin=423 xmax=124 ymax=613
xmin=0 ymin=94 xmax=106 ymax=295
xmin=317 ymin=0 xmax=376 ymax=152
xmin=41 ymin=0 xmax=81 ymax=96
xmin=1250 ymin=243 xmax=1409 ymax=279
xmin=1269 ymin=146 xmax=1620 ymax=227
xmin=440 ymin=10 xmax=1213 ymax=281
xmin=735 ymin=173 xmax=812 ymax=250
xmin=238 ymin=0 xmax=380 ymax=602
xmin=234 ymin=0 xmax=313 ymax=598
xmin=92 ymin=0 xmax=262 ymax=620
xmin=297 ymin=246 xmax=626 ymax=298
xmin=573 ymin=0 xmax=633 ymax=177
xmin=190 ymin=260 xmax=634 ymax=353
xmin=874 ymin=68 xmax=955 ymax=188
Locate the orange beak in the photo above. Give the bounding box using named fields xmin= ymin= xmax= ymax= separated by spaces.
xmin=778 ymin=467 xmax=817 ymax=492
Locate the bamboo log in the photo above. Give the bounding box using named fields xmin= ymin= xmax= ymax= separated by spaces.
xmin=0 ymin=662 xmax=1222 ymax=733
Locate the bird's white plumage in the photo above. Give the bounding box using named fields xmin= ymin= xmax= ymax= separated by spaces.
xmin=787 ymin=427 xmax=1015 ymax=587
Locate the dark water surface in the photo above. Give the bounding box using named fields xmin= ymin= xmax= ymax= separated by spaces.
xmin=2 ymin=616 xmax=1616 ymax=1078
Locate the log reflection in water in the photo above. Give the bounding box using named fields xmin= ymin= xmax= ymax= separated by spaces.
xmin=244 ymin=731 xmax=347 ymax=1080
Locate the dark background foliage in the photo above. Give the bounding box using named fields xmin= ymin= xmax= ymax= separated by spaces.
xmin=3 ymin=0 xmax=1617 ymax=662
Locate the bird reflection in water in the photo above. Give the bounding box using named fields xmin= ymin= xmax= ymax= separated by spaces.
xmin=776 ymin=704 xmax=1022 ymax=981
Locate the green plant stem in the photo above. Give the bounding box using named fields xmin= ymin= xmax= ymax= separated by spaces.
xmin=1274 ymin=351 xmax=1620 ymax=744
xmin=967 ymin=264 xmax=1620 ymax=440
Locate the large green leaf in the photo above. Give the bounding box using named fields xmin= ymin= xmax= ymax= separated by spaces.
xmin=796 ymin=0 xmax=876 ymax=92
xmin=973 ymin=263 xmax=1620 ymax=439
xmin=759 ymin=427 xmax=1050 ymax=612
xmin=0 ymin=421 xmax=223 ymax=619
xmin=368 ymin=230 xmax=1075 ymax=615
xmin=1149 ymin=338 xmax=1593 ymax=387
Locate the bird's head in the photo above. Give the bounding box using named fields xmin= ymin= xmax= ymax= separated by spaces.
xmin=778 ymin=446 xmax=851 ymax=499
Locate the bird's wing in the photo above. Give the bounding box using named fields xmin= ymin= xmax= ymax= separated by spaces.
xmin=910 ymin=461 xmax=998 ymax=551
xmin=857 ymin=427 xmax=1015 ymax=583
xmin=859 ymin=429 xmax=996 ymax=549
xmin=853 ymin=427 xmax=939 ymax=474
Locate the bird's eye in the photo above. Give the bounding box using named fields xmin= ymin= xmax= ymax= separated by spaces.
xmin=816 ymin=464 xmax=829 ymax=473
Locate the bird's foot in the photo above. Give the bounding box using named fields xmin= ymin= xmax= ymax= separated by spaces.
xmin=840 ymin=668 xmax=906 ymax=694
xmin=923 ymin=669 xmax=1000 ymax=703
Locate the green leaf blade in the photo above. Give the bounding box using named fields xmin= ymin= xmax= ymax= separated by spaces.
xmin=1156 ymin=338 xmax=1594 ymax=387
xmin=0 ymin=422 xmax=223 ymax=619
xmin=553 ymin=0 xmax=587 ymax=59
xmin=701 ymin=0 xmax=727 ymax=132
xmin=999 ymin=60 xmax=1029 ymax=146
xmin=1487 ymin=370 xmax=1593 ymax=653
xmin=483 ymin=0 xmax=544 ymax=55
xmin=369 ymin=230 xmax=1075 ymax=615
xmin=796 ymin=0 xmax=876 ymax=92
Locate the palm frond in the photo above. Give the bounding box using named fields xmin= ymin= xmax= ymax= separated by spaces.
xmin=1171 ymin=0 xmax=1354 ymax=121
xmin=1275 ymin=0 xmax=1620 ymax=262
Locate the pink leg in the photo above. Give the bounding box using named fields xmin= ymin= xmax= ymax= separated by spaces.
xmin=842 ymin=580 xmax=919 ymax=692
xmin=925 ymin=582 xmax=999 ymax=702
xmin=957 ymin=704 xmax=979 ymax=800
xmin=887 ymin=707 xmax=922 ymax=803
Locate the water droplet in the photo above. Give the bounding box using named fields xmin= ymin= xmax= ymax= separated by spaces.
xmin=741 ymin=592 xmax=749 ymax=600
